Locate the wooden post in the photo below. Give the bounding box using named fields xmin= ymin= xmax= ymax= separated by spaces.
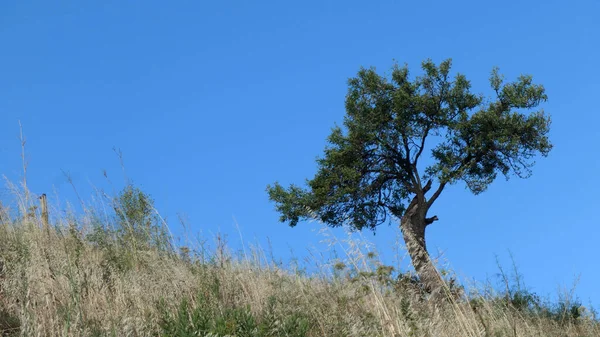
xmin=39 ymin=194 xmax=49 ymax=230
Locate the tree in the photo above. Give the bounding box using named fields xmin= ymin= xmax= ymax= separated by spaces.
xmin=266 ymin=58 xmax=552 ymax=298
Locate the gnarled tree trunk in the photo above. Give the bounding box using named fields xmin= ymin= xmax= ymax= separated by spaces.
xmin=400 ymin=186 xmax=446 ymax=300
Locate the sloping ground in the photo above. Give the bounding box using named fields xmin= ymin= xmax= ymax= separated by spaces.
xmin=0 ymin=194 xmax=597 ymax=336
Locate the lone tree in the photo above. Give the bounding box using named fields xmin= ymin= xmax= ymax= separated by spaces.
xmin=267 ymin=58 xmax=552 ymax=297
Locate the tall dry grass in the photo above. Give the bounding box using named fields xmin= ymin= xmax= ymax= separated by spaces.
xmin=0 ymin=181 xmax=597 ymax=337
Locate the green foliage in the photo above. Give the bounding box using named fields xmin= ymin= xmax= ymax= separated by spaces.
xmin=85 ymin=217 xmax=132 ymax=275
xmin=84 ymin=184 xmax=175 ymax=275
xmin=267 ymin=58 xmax=551 ymax=231
xmin=157 ymin=293 xmax=311 ymax=337
xmin=157 ymin=297 xmax=212 ymax=336
xmin=112 ymin=184 xmax=173 ymax=252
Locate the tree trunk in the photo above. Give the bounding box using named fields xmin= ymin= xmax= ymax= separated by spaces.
xmin=400 ymin=196 xmax=445 ymax=299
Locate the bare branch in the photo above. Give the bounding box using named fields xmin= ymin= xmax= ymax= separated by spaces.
xmin=423 ymin=179 xmax=433 ymax=193
xmin=425 ymin=215 xmax=439 ymax=227
xmin=427 ymin=182 xmax=446 ymax=210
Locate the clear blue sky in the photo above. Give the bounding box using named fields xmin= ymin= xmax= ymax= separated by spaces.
xmin=1 ymin=1 xmax=599 ymax=306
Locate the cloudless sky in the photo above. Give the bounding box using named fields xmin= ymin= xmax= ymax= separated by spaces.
xmin=1 ymin=1 xmax=599 ymax=306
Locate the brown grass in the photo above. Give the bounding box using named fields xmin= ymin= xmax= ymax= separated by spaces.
xmin=0 ymin=183 xmax=597 ymax=337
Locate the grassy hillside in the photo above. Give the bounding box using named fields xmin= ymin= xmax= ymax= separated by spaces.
xmin=0 ymin=184 xmax=597 ymax=336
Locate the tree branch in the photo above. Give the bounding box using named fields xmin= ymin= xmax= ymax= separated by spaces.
xmin=376 ymin=142 xmax=416 ymax=192
xmin=400 ymin=179 xmax=432 ymax=219
xmin=425 ymin=215 xmax=439 ymax=226
xmin=413 ymin=163 xmax=423 ymax=195
xmin=423 ymin=179 xmax=433 ymax=193
xmin=426 ymin=182 xmax=446 ymax=210
xmin=402 ymin=134 xmax=412 ymax=166
xmin=400 ymin=132 xmax=420 ymax=192
xmin=413 ymin=127 xmax=430 ymax=166
xmin=415 ymin=178 xmax=431 ymax=209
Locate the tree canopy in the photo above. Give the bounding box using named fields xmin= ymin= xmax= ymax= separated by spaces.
xmin=267 ymin=59 xmax=551 ymax=232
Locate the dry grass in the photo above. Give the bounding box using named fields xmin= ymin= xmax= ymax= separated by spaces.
xmin=0 ymin=184 xmax=597 ymax=337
